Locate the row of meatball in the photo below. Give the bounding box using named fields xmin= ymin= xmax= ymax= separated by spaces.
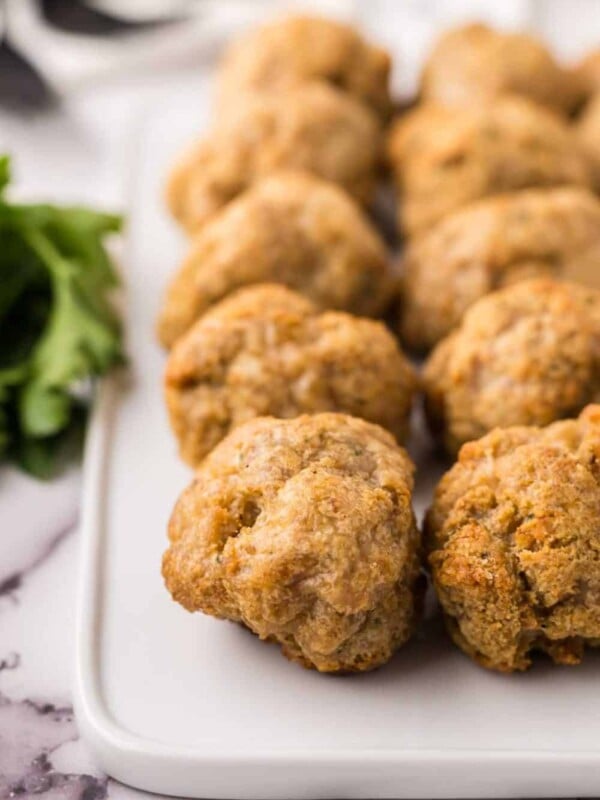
xmin=158 ymin=21 xmax=600 ymax=460
xmin=163 ymin=404 xmax=600 ymax=674
xmin=159 ymin=272 xmax=600 ymax=673
xmin=159 ymin=17 xmax=600 ymax=673
xmin=397 ymin=21 xmax=600 ymax=678
xmin=388 ymin=25 xmax=600 ymax=456
xmin=160 ymin=15 xmax=403 ymax=676
xmin=165 ymin=17 xmax=600 ymax=240
xmin=391 ymin=25 xmax=600 ymax=352
xmin=162 ymin=270 xmax=600 ymax=467
xmin=160 ymin=21 xmax=600 ymax=339
xmin=159 ymin=15 xmax=403 ymax=468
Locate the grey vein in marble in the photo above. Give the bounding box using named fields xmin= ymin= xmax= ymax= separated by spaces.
xmin=0 ymin=693 xmax=108 ymax=799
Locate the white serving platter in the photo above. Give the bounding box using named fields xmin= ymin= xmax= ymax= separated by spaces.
xmin=73 ymin=76 xmax=600 ymax=799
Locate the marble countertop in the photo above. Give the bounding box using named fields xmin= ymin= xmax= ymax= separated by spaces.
xmin=0 ymin=465 xmax=149 ymax=800
xmin=0 ymin=468 xmax=121 ymax=799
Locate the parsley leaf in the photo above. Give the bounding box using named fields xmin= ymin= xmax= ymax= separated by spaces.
xmin=0 ymin=156 xmax=124 ymax=478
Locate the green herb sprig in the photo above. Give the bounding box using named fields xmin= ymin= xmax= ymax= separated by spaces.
xmin=0 ymin=156 xmax=124 ymax=478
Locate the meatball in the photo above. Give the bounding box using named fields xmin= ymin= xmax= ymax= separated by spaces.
xmin=400 ymin=187 xmax=600 ymax=351
xmin=162 ymin=413 xmax=422 ymax=672
xmin=157 ymin=171 xmax=392 ymax=348
xmin=217 ymin=15 xmax=391 ymax=121
xmin=576 ymin=93 xmax=600 ymax=190
xmin=426 ymin=405 xmax=600 ymax=672
xmin=420 ymin=23 xmax=579 ymax=115
xmin=167 ymin=82 xmax=381 ymax=234
xmin=423 ymin=279 xmax=600 ymax=455
xmin=165 ymin=284 xmax=416 ymax=467
xmin=387 ymin=95 xmax=590 ymax=235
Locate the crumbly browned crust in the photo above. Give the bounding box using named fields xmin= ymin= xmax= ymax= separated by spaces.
xmin=158 ymin=171 xmax=393 ymax=348
xmin=167 ymin=83 xmax=381 ymax=234
xmin=423 ymin=279 xmax=600 ymax=455
xmin=426 ymin=404 xmax=600 ymax=672
xmin=217 ymin=15 xmax=391 ymax=121
xmin=387 ymin=95 xmax=591 ymax=235
xmin=420 ymin=23 xmax=580 ymax=115
xmin=162 ymin=413 xmax=422 ymax=672
xmin=165 ymin=284 xmax=416 ymax=467
xmin=576 ymin=93 xmax=600 ymax=190
xmin=399 ymin=187 xmax=600 ymax=351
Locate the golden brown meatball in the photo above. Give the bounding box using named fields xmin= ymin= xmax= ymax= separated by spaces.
xmin=576 ymin=93 xmax=600 ymax=190
xmin=158 ymin=171 xmax=392 ymax=348
xmin=400 ymin=187 xmax=600 ymax=351
xmin=162 ymin=413 xmax=422 ymax=673
xmin=426 ymin=404 xmax=600 ymax=672
xmin=167 ymin=82 xmax=381 ymax=234
xmin=423 ymin=279 xmax=600 ymax=455
xmin=420 ymin=23 xmax=580 ymax=115
xmin=217 ymin=15 xmax=391 ymax=121
xmin=387 ymin=95 xmax=591 ymax=235
xmin=165 ymin=284 xmax=416 ymax=467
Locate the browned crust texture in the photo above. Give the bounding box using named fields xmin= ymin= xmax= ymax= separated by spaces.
xmin=163 ymin=413 xmax=422 ymax=673
xmin=426 ymin=404 xmax=600 ymax=672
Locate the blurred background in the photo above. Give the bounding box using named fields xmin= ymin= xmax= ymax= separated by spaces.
xmin=2 ymin=0 xmax=598 ymax=204
xmin=3 ymin=0 xmax=600 ymax=108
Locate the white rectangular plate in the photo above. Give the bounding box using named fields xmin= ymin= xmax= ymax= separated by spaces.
xmin=74 ymin=77 xmax=600 ymax=799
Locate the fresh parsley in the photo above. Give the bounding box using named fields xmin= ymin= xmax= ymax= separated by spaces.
xmin=0 ymin=156 xmax=124 ymax=478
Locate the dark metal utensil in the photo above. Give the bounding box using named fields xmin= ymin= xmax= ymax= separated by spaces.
xmin=0 ymin=5 xmax=58 ymax=111
xmin=0 ymin=0 xmax=188 ymax=111
xmin=39 ymin=0 xmax=186 ymax=35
